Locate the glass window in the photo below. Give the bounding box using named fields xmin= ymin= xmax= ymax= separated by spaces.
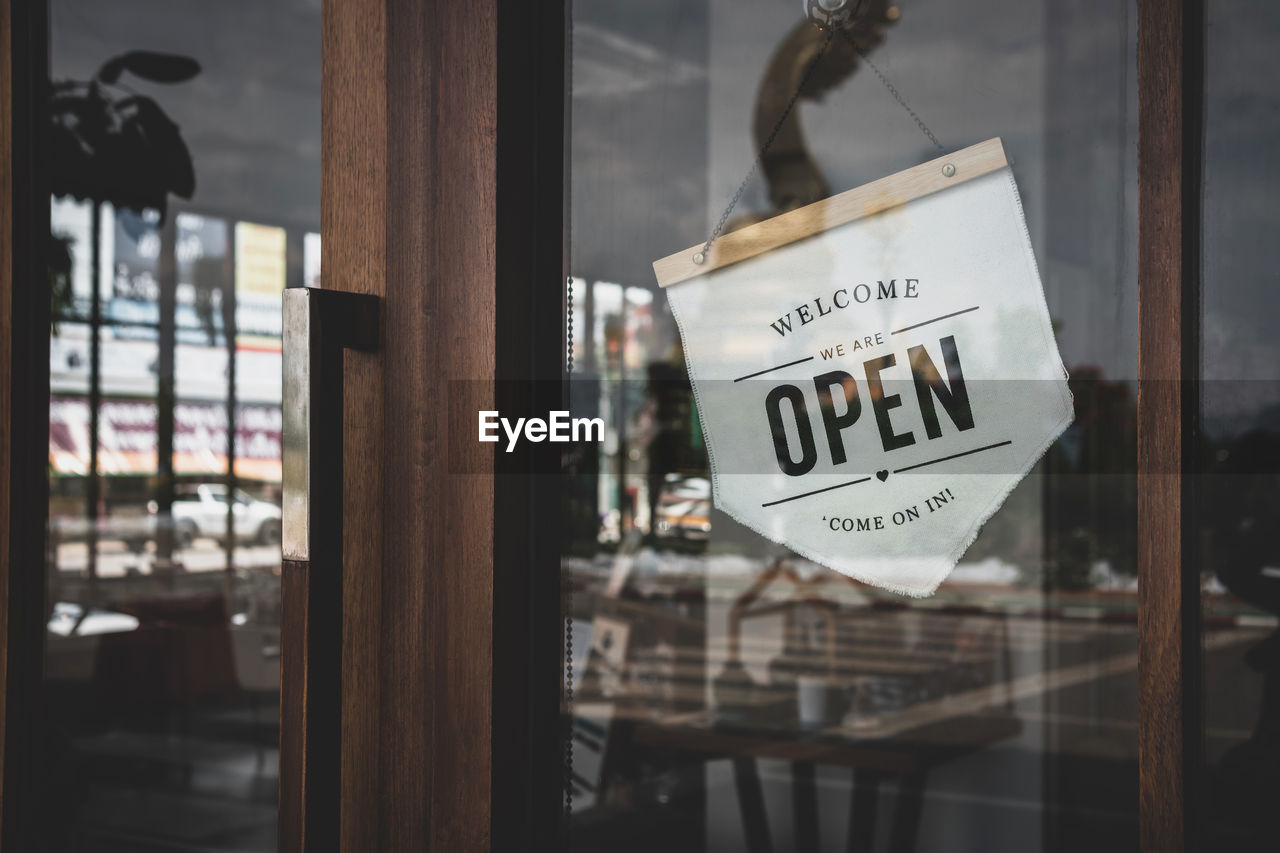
xmin=564 ymin=1 xmax=1140 ymax=850
xmin=42 ymin=0 xmax=317 ymax=848
xmin=1200 ymin=1 xmax=1280 ymax=849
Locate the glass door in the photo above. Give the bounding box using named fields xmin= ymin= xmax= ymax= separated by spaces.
xmin=1 ymin=2 xmax=1241 ymax=851
xmin=562 ymin=1 xmax=1142 ymax=850
xmin=19 ymin=1 xmax=319 ymax=849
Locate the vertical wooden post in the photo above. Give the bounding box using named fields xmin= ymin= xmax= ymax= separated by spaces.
xmin=1137 ymin=0 xmax=1204 ymax=850
xmin=322 ymin=0 xmax=500 ymax=849
xmin=322 ymin=1 xmax=388 ymax=849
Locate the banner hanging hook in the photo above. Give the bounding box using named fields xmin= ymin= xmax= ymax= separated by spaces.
xmin=803 ymin=0 xmax=866 ymax=29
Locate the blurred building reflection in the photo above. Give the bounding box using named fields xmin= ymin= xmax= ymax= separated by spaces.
xmin=1200 ymin=2 xmax=1280 ymax=849
xmin=40 ymin=0 xmax=319 ymax=849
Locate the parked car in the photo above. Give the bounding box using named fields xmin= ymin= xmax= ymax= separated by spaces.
xmin=653 ymin=475 xmax=712 ymax=541
xmin=153 ymin=483 xmax=282 ymax=548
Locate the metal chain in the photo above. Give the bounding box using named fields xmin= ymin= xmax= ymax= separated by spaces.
xmin=564 ymin=583 xmax=574 ymax=822
xmin=564 ymin=9 xmax=576 ymax=845
xmin=566 ymin=276 xmax=574 ymax=375
xmin=834 ymin=24 xmax=945 ymax=153
xmin=702 ymin=9 xmax=947 ymax=259
xmin=563 ymin=278 xmax=574 ymax=835
xmin=699 ymin=24 xmax=836 ymax=261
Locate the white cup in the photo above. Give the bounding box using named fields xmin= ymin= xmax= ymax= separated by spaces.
xmin=797 ymin=675 xmax=827 ymax=726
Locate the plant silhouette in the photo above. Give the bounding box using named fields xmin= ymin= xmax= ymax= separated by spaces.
xmin=50 ymin=50 xmax=199 ymax=220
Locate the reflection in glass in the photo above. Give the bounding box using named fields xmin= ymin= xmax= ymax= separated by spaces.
xmin=1200 ymin=2 xmax=1280 ymax=850
xmin=565 ymin=1 xmax=1139 ymax=850
xmin=41 ymin=0 xmax=318 ymax=848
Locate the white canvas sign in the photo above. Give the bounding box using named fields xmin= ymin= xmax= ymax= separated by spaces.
xmin=654 ymin=139 xmax=1072 ymax=596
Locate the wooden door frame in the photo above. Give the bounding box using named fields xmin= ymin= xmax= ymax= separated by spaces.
xmin=320 ymin=0 xmax=564 ymax=850
xmin=1136 ymin=0 xmax=1205 ymax=850
xmin=0 ymin=0 xmax=1205 ymax=850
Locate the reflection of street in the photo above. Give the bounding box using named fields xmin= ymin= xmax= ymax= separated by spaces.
xmin=567 ymin=551 xmax=1277 ymax=849
xmin=54 ymin=540 xmax=280 ymax=577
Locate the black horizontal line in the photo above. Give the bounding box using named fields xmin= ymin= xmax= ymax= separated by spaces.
xmin=891 ymin=306 xmax=980 ymax=335
xmin=892 ymin=440 xmax=1013 ymax=474
xmin=762 ymin=477 xmax=871 ymax=508
xmin=734 ymin=356 xmax=815 ymax=382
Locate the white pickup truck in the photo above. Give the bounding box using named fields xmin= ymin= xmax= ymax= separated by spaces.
xmin=161 ymin=483 xmax=282 ymax=548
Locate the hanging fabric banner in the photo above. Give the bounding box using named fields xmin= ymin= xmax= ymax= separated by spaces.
xmin=655 ymin=139 xmax=1072 ymax=596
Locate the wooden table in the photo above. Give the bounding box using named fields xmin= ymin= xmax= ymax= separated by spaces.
xmin=631 ymin=710 xmax=1023 ymax=853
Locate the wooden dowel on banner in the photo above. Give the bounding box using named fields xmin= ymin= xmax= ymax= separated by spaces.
xmin=653 ymin=137 xmax=1009 ymax=288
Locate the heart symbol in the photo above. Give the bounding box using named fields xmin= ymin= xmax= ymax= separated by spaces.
xmin=876 ymin=470 xmax=889 ymax=482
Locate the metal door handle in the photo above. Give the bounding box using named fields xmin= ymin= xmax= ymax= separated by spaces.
xmin=280 ymin=286 xmax=378 ymax=853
